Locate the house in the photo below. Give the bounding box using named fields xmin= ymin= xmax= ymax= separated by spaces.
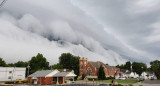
xmin=141 ymin=72 xmax=157 ymax=79
xmin=28 ymin=69 xmax=76 ymax=85
xmin=115 ymin=69 xmax=132 ymax=79
xmin=79 ymin=58 xmax=120 ymax=78
xmin=0 ymin=67 xmax=26 ymax=81
xmin=129 ymin=72 xmax=139 ymax=78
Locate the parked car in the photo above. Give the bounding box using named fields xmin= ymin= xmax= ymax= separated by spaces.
xmin=139 ymin=76 xmax=145 ymax=81
xmin=99 ymin=84 xmax=109 ymax=86
xmin=16 ymin=79 xmax=25 ymax=83
xmin=150 ymin=77 xmax=154 ymax=80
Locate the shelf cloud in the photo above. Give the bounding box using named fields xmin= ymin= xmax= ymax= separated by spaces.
xmin=0 ymin=0 xmax=160 ymax=65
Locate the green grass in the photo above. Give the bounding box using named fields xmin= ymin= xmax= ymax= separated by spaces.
xmin=94 ymin=80 xmax=137 ymax=84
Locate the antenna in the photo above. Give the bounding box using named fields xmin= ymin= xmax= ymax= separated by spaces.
xmin=0 ymin=0 xmax=7 ymax=9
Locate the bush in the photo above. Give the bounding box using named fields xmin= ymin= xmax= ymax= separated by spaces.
xmin=88 ymin=78 xmax=98 ymax=81
xmin=113 ymin=84 xmax=123 ymax=86
xmin=23 ymin=80 xmax=28 ymax=83
xmin=82 ymin=74 xmax=86 ymax=80
xmin=106 ymin=76 xmax=115 ymax=80
xmin=5 ymin=81 xmax=15 ymax=84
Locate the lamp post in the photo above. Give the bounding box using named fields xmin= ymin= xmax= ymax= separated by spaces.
xmin=27 ymin=64 xmax=30 ymax=77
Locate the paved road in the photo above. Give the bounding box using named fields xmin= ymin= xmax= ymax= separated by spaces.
xmin=142 ymin=80 xmax=160 ymax=84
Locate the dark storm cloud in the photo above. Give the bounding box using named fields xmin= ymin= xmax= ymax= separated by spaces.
xmin=0 ymin=0 xmax=159 ymax=65
xmin=72 ymin=0 xmax=160 ymax=61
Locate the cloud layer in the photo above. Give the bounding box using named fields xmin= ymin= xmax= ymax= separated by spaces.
xmin=0 ymin=0 xmax=160 ymax=65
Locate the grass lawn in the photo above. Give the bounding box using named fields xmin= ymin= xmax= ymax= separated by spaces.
xmin=93 ymin=79 xmax=138 ymax=84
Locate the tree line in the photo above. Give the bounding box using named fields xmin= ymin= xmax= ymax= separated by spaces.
xmin=116 ymin=61 xmax=160 ymax=79
xmin=0 ymin=53 xmax=79 ymax=78
xmin=0 ymin=53 xmax=160 ymax=79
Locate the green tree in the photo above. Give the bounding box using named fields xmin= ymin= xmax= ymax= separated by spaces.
xmin=7 ymin=63 xmax=15 ymax=67
xmin=132 ymin=62 xmax=147 ymax=75
xmin=51 ymin=63 xmax=63 ymax=69
xmin=116 ymin=64 xmax=125 ymax=69
xmin=124 ymin=61 xmax=131 ymax=70
xmin=116 ymin=61 xmax=131 ymax=71
xmin=59 ymin=53 xmax=79 ymax=78
xmin=29 ymin=53 xmax=49 ymax=74
xmin=98 ymin=65 xmax=106 ymax=80
xmin=0 ymin=58 xmax=7 ymax=67
xmin=14 ymin=61 xmax=28 ymax=67
xmin=150 ymin=60 xmax=160 ymax=79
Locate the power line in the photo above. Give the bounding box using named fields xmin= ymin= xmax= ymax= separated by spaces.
xmin=0 ymin=0 xmax=7 ymax=9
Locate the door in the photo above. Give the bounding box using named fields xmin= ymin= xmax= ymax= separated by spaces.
xmin=34 ymin=79 xmax=38 ymax=84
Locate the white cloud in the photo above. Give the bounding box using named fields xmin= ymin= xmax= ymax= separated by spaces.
xmin=0 ymin=0 xmax=159 ymax=65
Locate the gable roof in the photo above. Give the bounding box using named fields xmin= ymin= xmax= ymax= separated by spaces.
xmin=57 ymin=69 xmax=72 ymax=72
xmin=53 ymin=72 xmax=77 ymax=77
xmin=89 ymin=61 xmax=118 ymax=70
xmin=29 ymin=70 xmax=55 ymax=77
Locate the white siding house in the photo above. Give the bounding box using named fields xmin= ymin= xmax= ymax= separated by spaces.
xmin=0 ymin=67 xmax=26 ymax=81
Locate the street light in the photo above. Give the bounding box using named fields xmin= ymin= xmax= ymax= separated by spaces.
xmin=27 ymin=65 xmax=30 ymax=77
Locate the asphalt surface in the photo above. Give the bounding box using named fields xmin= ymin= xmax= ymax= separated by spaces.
xmin=1 ymin=80 xmax=160 ymax=86
xmin=142 ymin=80 xmax=160 ymax=84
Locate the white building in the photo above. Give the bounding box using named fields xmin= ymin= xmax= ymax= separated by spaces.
xmin=0 ymin=67 xmax=26 ymax=81
xmin=129 ymin=72 xmax=139 ymax=78
xmin=141 ymin=72 xmax=157 ymax=79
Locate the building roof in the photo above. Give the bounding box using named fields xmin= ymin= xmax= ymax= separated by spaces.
xmin=28 ymin=69 xmax=76 ymax=78
xmin=89 ymin=61 xmax=118 ymax=70
xmin=120 ymin=69 xmax=126 ymax=73
xmin=53 ymin=72 xmax=77 ymax=77
xmin=29 ymin=70 xmax=55 ymax=77
xmin=57 ymin=69 xmax=72 ymax=72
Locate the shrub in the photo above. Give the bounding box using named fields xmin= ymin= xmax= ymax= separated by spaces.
xmin=88 ymin=78 xmax=98 ymax=81
xmin=106 ymin=76 xmax=115 ymax=80
xmin=82 ymin=74 xmax=86 ymax=80
xmin=5 ymin=81 xmax=15 ymax=84
xmin=113 ymin=84 xmax=123 ymax=86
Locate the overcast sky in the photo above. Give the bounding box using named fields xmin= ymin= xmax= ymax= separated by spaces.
xmin=0 ymin=0 xmax=160 ymax=65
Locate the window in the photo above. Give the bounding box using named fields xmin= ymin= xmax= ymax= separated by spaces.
xmin=52 ymin=78 xmax=57 ymax=82
xmin=9 ymin=71 xmax=12 ymax=73
xmin=8 ymin=76 xmax=11 ymax=79
xmin=81 ymin=72 xmax=83 ymax=76
xmin=84 ymin=62 xmax=86 ymax=66
xmin=87 ymin=68 xmax=92 ymax=76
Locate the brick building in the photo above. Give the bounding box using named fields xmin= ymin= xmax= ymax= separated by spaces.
xmin=79 ymin=58 xmax=120 ymax=78
xmin=28 ymin=69 xmax=76 ymax=85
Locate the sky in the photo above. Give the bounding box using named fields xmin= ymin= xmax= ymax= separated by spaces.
xmin=0 ymin=0 xmax=160 ymax=66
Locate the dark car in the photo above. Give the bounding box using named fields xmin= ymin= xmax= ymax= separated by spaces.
xmin=99 ymin=84 xmax=109 ymax=86
xmin=150 ymin=77 xmax=154 ymax=80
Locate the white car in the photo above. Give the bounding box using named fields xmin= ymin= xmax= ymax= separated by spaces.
xmin=119 ymin=77 xmax=126 ymax=80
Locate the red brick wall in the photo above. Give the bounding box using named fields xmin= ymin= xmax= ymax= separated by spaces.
xmin=45 ymin=77 xmax=52 ymax=85
xmin=79 ymin=58 xmax=98 ymax=76
xmin=27 ymin=77 xmax=32 ymax=84
xmin=52 ymin=77 xmax=65 ymax=84
xmin=85 ymin=62 xmax=98 ymax=76
xmin=79 ymin=58 xmax=88 ymax=76
xmin=79 ymin=58 xmax=120 ymax=78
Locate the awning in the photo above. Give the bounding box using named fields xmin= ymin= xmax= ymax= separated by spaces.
xmin=53 ymin=72 xmax=77 ymax=77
